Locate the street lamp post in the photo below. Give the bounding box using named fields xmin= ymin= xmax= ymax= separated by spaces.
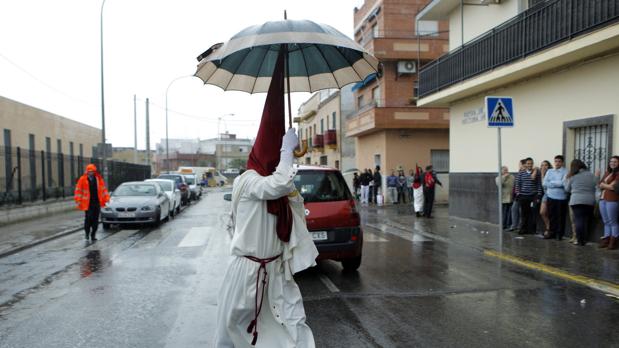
xmin=165 ymin=76 xmax=194 ymax=173
xmin=217 ymin=113 xmax=234 ymax=140
xmin=100 ymin=0 xmax=108 ymax=183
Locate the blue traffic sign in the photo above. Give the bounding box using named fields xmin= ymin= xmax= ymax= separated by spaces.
xmin=486 ymin=96 xmax=514 ymax=127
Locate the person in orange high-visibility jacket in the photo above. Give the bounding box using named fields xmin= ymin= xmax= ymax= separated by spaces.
xmin=74 ymin=164 xmax=109 ymax=241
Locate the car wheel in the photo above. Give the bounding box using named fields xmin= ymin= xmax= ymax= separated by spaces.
xmin=164 ymin=208 xmax=170 ymax=222
xmin=176 ymin=204 xmax=181 ymax=214
xmin=153 ymin=209 xmax=161 ymax=227
xmin=341 ymin=255 xmax=362 ymax=272
xmin=170 ymin=205 xmax=175 ymax=218
xmin=102 ymin=223 xmax=111 ymax=230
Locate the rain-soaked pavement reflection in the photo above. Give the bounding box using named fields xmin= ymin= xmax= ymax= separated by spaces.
xmin=79 ymin=250 xmax=104 ymax=278
xmin=0 ymin=193 xmax=617 ymax=347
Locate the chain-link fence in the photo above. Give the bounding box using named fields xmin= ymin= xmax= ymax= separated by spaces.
xmin=0 ymin=146 xmax=151 ymax=206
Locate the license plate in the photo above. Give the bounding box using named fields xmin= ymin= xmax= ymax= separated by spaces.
xmin=311 ymin=231 xmax=328 ymax=241
xmin=118 ymin=212 xmax=136 ymax=218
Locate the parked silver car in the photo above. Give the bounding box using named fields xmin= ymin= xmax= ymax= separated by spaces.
xmin=183 ymin=174 xmax=202 ymax=200
xmin=145 ymin=178 xmax=181 ymax=217
xmin=101 ymin=182 xmax=170 ymax=229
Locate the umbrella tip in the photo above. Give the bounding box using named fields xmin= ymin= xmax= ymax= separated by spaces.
xmin=196 ymin=42 xmax=223 ymax=62
xmin=284 ymin=10 xmax=287 ymax=20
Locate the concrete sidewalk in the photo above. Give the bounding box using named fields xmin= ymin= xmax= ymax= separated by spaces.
xmin=362 ymin=204 xmax=619 ymax=293
xmin=0 ymin=209 xmax=84 ymax=258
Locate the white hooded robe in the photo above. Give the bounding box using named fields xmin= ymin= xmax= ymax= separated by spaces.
xmin=214 ymin=163 xmax=319 ymax=348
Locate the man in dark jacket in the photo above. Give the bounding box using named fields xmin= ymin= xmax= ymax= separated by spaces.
xmin=422 ymin=165 xmax=442 ymax=218
xmin=515 ymin=157 xmax=543 ymax=234
xmin=352 ymin=172 xmax=360 ymax=200
xmin=373 ymin=166 xmax=382 ymax=205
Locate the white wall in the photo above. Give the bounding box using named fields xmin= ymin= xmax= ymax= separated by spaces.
xmin=448 ymin=0 xmax=525 ymax=51
xmin=449 ymin=53 xmax=619 ymax=173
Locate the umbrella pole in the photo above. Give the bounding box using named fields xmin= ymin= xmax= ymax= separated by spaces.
xmin=285 ymin=45 xmax=292 ymax=129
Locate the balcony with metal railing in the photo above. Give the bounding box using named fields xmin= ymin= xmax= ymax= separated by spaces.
xmin=345 ymin=100 xmax=449 ymax=137
xmin=418 ymin=0 xmax=619 ymax=99
xmin=360 ymin=29 xmax=449 ymax=61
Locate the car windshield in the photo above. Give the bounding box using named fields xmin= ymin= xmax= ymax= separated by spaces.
xmin=114 ymin=184 xmax=157 ymax=197
xmin=185 ymin=176 xmax=195 ymax=185
xmin=294 ymin=170 xmax=351 ymax=203
xmin=158 ymin=175 xmax=181 ymax=184
xmin=153 ymin=181 xmax=172 ymax=191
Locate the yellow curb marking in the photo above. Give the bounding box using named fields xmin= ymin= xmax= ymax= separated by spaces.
xmin=484 ymin=249 xmax=619 ymax=297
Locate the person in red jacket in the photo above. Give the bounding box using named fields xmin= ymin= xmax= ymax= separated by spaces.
xmin=74 ymin=164 xmax=110 ymax=241
xmin=422 ymin=165 xmax=443 ymax=218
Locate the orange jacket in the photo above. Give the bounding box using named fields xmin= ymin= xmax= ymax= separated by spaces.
xmin=74 ymin=173 xmax=110 ymax=211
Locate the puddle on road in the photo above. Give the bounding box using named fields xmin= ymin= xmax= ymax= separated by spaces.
xmin=79 ymin=250 xmax=105 ymax=278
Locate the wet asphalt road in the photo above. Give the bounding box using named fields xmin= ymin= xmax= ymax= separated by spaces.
xmin=0 ymin=190 xmax=618 ymax=348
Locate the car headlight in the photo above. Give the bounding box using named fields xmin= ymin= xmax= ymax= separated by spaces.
xmin=102 ymin=207 xmax=112 ymax=212
xmin=141 ymin=206 xmax=154 ymax=211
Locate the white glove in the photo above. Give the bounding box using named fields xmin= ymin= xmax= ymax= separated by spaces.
xmin=279 ymin=128 xmax=298 ymax=167
xmin=281 ymin=128 xmax=299 ymax=153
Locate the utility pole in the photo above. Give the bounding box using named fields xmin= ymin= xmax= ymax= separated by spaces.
xmin=145 ymin=98 xmax=150 ymax=168
xmin=100 ymin=0 xmax=108 ymax=184
xmin=133 ymin=94 xmax=138 ymax=164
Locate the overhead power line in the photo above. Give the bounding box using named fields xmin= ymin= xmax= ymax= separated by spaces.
xmin=135 ymin=97 xmax=257 ymax=123
xmin=0 ymin=51 xmax=95 ymax=107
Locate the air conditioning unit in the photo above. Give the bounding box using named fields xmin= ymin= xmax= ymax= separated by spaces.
xmin=397 ymin=61 xmax=416 ymax=74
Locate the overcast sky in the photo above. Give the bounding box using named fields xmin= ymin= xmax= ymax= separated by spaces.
xmin=0 ymin=0 xmax=363 ymax=149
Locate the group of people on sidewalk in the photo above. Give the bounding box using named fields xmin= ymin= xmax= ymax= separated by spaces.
xmin=353 ymin=164 xmax=442 ymax=218
xmin=496 ymin=155 xmax=619 ymax=250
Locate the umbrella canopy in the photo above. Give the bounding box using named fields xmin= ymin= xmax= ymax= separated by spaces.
xmin=194 ymin=19 xmax=379 ymax=93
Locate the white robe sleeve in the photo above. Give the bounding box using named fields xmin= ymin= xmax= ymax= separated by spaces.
xmin=242 ymin=163 xmax=297 ymax=200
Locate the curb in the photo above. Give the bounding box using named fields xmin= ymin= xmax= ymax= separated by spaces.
xmin=0 ymin=226 xmax=83 ymax=259
xmin=484 ymin=249 xmax=619 ymax=298
xmin=368 ymin=218 xmax=619 ymax=298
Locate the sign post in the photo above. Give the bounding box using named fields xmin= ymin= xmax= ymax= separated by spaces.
xmin=486 ymin=96 xmax=514 ymax=250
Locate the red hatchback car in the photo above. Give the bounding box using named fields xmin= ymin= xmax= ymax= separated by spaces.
xmin=293 ymin=165 xmax=363 ymax=271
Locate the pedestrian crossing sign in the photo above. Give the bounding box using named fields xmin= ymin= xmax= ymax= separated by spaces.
xmin=486 ymin=96 xmax=514 ymax=127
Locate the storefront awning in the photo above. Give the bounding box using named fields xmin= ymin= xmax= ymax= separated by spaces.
xmin=351 ymin=73 xmax=377 ymax=91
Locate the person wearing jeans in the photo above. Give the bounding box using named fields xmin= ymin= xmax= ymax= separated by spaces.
xmin=387 ymin=170 xmax=398 ymax=204
xmin=564 ymin=159 xmax=597 ymax=246
xmin=543 ymin=155 xmax=568 ymax=240
xmin=598 ymin=156 xmax=619 ymax=250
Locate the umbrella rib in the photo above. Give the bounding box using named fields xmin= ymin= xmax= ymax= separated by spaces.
xmin=249 ymin=46 xmax=270 ymax=94
xmin=314 ymin=45 xmax=339 ymax=90
xmin=333 ymin=46 xmax=363 ymax=84
xmin=222 ymin=48 xmax=253 ymax=91
xmin=298 ymin=45 xmax=312 ymax=93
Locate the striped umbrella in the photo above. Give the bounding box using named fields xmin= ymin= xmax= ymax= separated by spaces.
xmin=194 ymin=19 xmax=379 ymax=95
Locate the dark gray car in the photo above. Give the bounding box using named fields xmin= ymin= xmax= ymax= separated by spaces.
xmin=101 ymin=182 xmax=170 ymax=229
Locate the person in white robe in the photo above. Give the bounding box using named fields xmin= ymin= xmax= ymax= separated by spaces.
xmin=214 ymin=128 xmax=319 ymax=348
xmin=412 ymin=166 xmax=424 ymax=217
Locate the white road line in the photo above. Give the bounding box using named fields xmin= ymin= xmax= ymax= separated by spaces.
xmin=364 ymin=232 xmax=389 ymax=242
xmin=319 ymin=274 xmax=340 ymax=293
xmin=178 ymin=227 xmax=212 ymax=248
